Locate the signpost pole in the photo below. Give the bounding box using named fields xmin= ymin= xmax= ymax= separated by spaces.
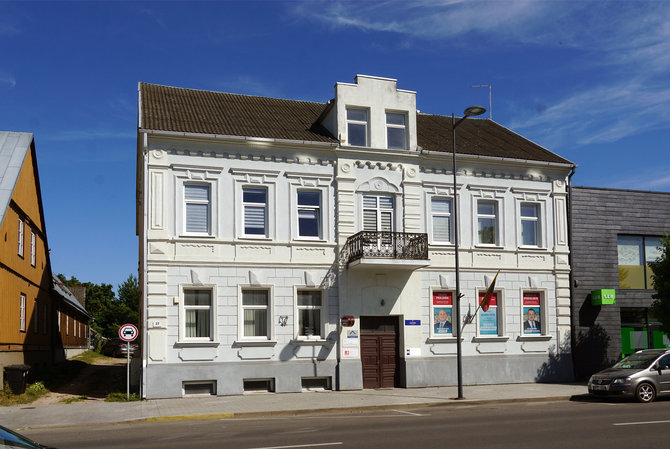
xmin=119 ymin=323 xmax=138 ymax=401
xmin=127 ymin=341 xmax=130 ymax=400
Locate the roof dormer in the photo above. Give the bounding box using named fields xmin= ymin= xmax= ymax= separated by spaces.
xmin=321 ymin=75 xmax=417 ymax=151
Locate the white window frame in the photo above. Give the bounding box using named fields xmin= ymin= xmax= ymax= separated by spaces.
xmin=18 ymin=218 xmax=24 ymax=257
xmin=429 ymin=196 xmax=453 ymax=244
xmin=231 ymin=168 xmax=279 ymax=240
xmin=238 ymin=286 xmax=274 ymax=342
xmin=476 ymin=199 xmax=499 ymax=246
xmin=296 ymin=190 xmax=322 ymax=240
xmin=475 ymin=287 xmax=507 ymax=339
xmin=429 ymin=287 xmax=456 ymax=339
xmin=385 ymin=111 xmax=407 ymax=150
xmin=294 ymin=288 xmax=326 ymax=340
xmin=520 ymin=289 xmax=549 ymax=338
xmin=519 ymin=202 xmax=542 ymax=248
xmin=178 ymin=285 xmax=218 ymax=343
xmin=183 ymin=183 xmax=212 ymax=236
xmin=20 ymin=294 xmax=26 ymax=332
xmin=362 ymin=194 xmax=395 ymax=233
xmin=30 ymin=230 xmax=36 ymax=266
xmin=346 ymin=107 xmax=369 ymax=147
xmin=66 ymin=313 xmax=69 ymax=336
xmin=242 ymin=186 xmax=269 ymax=238
xmin=173 ymin=166 xmax=221 ymax=239
xmin=287 ymin=172 xmax=333 ymax=242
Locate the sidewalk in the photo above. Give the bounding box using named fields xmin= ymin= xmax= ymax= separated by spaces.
xmin=1 ymin=382 xmax=587 ymax=430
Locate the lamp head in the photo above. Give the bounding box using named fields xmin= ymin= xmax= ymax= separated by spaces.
xmin=463 ymin=105 xmax=486 ymax=117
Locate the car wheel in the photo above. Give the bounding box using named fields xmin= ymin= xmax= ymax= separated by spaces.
xmin=635 ymin=382 xmax=656 ymax=403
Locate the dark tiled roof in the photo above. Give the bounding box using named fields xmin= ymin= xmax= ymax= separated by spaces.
xmin=140 ymin=83 xmax=336 ymax=143
xmin=417 ymin=114 xmax=572 ymax=165
xmin=139 ymin=83 xmax=573 ymax=165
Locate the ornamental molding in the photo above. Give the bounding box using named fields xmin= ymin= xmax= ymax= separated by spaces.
xmin=357 ymin=176 xmax=401 ymax=194
xmin=157 ymin=147 xmax=335 ymax=166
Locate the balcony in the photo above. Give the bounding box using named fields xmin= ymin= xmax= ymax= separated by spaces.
xmin=343 ymin=231 xmax=430 ymax=270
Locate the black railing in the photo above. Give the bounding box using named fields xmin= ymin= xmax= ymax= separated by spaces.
xmin=344 ymin=231 xmax=429 ymax=266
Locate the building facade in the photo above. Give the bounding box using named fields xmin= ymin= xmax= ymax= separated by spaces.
xmin=137 ymin=75 xmax=575 ymax=399
xmin=0 ymin=132 xmax=90 ymax=385
xmin=570 ymin=186 xmax=670 ymax=380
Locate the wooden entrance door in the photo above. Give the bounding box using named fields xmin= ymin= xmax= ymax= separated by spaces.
xmin=360 ymin=316 xmax=399 ymax=389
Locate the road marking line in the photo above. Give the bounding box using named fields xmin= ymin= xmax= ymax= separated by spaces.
xmin=392 ymin=409 xmax=424 ymax=416
xmin=614 ymin=420 xmax=670 ymax=426
xmin=248 ymin=443 xmax=343 ymax=449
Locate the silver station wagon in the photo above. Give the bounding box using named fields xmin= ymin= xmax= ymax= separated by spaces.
xmin=588 ymin=349 xmax=670 ymax=403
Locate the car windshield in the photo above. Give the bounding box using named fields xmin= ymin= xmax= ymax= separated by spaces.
xmin=612 ymin=352 xmax=660 ymax=369
xmin=0 ymin=426 xmax=39 ymax=448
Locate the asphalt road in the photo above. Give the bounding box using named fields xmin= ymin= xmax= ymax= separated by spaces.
xmin=24 ymin=398 xmax=670 ymax=449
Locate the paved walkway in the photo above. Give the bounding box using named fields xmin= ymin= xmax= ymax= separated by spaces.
xmin=2 ymin=382 xmax=587 ymax=430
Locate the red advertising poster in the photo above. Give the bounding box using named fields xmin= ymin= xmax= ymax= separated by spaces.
xmin=477 ymin=292 xmax=497 ymax=307
xmin=523 ymin=292 xmax=541 ymax=306
xmin=433 ymin=291 xmax=453 ymax=306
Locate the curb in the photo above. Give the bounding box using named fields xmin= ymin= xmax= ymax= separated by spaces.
xmin=16 ymin=395 xmax=575 ymax=431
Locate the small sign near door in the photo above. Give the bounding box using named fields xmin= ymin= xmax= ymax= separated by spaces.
xmin=406 ymin=348 xmax=421 ymax=357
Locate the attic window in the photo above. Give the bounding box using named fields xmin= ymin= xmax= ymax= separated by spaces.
xmin=386 ymin=112 xmax=407 ymax=149
xmin=347 ymin=108 xmax=368 ymax=147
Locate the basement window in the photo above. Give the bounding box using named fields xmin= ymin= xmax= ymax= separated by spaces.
xmin=243 ymin=378 xmax=275 ymax=393
xmin=182 ymin=381 xmax=216 ymax=396
xmin=301 ymin=376 xmax=332 ymax=391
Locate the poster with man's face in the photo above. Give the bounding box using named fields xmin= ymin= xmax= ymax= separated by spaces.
xmin=523 ymin=292 xmax=541 ymax=334
xmin=433 ymin=307 xmax=452 ymax=334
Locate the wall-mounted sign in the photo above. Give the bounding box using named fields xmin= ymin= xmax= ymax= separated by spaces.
xmin=406 ymin=348 xmax=421 ymax=357
xmin=347 ymin=330 xmax=358 ymax=338
xmin=592 ymin=289 xmax=616 ymax=305
xmin=343 ymin=348 xmax=359 ymax=358
xmin=405 ymin=320 xmax=421 ymax=326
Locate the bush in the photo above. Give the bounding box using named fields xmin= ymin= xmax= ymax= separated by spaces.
xmin=25 ymin=382 xmax=47 ymax=396
xmin=105 ymin=392 xmax=140 ymax=402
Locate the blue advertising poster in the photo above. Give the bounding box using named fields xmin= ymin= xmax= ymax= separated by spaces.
xmin=479 ymin=307 xmax=498 ymax=335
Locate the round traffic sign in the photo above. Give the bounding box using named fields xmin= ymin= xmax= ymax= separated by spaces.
xmin=119 ymin=324 xmax=138 ymax=342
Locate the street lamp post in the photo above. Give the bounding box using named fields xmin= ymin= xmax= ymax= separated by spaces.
xmin=451 ymin=105 xmax=486 ymax=400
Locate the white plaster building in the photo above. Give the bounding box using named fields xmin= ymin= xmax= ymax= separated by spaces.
xmin=137 ymin=75 xmax=576 ymax=399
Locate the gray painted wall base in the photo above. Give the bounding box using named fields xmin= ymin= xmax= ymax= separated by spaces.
xmin=337 ymin=359 xmax=363 ymax=390
xmin=405 ymin=353 xmax=573 ymax=386
xmin=146 ymin=360 xmax=337 ymax=399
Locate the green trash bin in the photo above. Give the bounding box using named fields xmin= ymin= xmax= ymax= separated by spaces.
xmin=4 ymin=364 xmax=30 ymax=394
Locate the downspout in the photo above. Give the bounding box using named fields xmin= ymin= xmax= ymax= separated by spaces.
xmin=567 ymin=165 xmax=576 ymax=380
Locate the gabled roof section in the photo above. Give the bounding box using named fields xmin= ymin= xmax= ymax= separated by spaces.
xmin=139 ymin=83 xmax=337 ymax=143
xmin=0 ymin=131 xmax=34 ymax=224
xmin=417 ymin=114 xmax=573 ymax=165
xmin=53 ymin=275 xmax=91 ymax=318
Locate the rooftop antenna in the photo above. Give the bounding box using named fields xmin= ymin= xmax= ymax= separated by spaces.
xmin=471 ymin=84 xmax=492 ymax=120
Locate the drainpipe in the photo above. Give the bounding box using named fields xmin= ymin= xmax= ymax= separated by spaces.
xmin=567 ymin=165 xmax=576 ymax=380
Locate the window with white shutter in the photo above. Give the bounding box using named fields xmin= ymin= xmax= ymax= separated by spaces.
xmin=243 ymin=187 xmax=268 ymax=236
xmin=184 ymin=184 xmax=211 ymax=234
xmin=431 ymin=198 xmax=452 ymax=243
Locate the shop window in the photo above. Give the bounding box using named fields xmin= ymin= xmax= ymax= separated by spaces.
xmin=618 ymin=236 xmax=662 ymax=289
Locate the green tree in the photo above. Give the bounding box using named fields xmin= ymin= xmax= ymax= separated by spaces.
xmin=56 ymin=273 xmax=139 ymax=339
xmin=650 ymin=236 xmax=670 ymax=335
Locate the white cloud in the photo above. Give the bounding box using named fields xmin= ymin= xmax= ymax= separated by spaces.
xmin=607 ymin=168 xmax=670 ymax=191
xmin=0 ymin=73 xmax=16 ymax=88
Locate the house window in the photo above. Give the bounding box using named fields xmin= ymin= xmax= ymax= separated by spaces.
xmin=477 ymin=200 xmax=498 ymax=245
xmin=20 ymin=294 xmax=26 ymax=332
xmin=386 ymin=112 xmax=407 ymax=149
xmin=243 ymin=187 xmax=268 ymax=236
xmin=522 ymin=292 xmax=543 ymax=335
xmin=478 ymin=290 xmax=501 ymax=336
xmin=347 ymin=108 xmax=368 ymax=147
xmin=363 ymin=195 xmax=394 ymax=232
xmin=34 ymin=299 xmax=39 ymax=334
xmin=66 ymin=314 xmax=69 ymax=336
xmin=18 ymin=218 xmax=24 ymax=257
xmin=297 ymin=290 xmax=323 ymax=338
xmin=520 ymin=203 xmax=540 ymax=246
xmin=432 ymin=291 xmax=454 ymax=337
xmin=618 ymin=236 xmax=663 ymax=289
xmin=242 ymin=289 xmax=270 ymax=339
xmin=431 ymin=197 xmax=452 ymax=243
xmin=184 ymin=184 xmax=211 ymax=234
xmin=297 ymin=191 xmax=321 ymax=238
xmin=43 ymin=303 xmax=48 ymax=334
xmin=184 ymin=289 xmax=213 ymax=339
xmin=30 ymin=231 xmax=36 ymax=266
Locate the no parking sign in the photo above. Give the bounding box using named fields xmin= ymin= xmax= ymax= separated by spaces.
xmin=119 ymin=324 xmax=138 ymax=342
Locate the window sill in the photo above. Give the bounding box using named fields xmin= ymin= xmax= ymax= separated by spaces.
xmin=472 ymin=336 xmax=510 ymax=342
xmin=174 ymin=340 xmax=220 ymax=347
xmin=178 ymin=234 xmax=216 ymax=239
xmin=474 ymin=244 xmax=504 ymax=250
xmin=426 ymin=337 xmax=462 ymax=343
xmin=238 ymin=236 xmax=273 ymax=241
xmin=290 ymin=338 xmax=334 ymax=345
xmin=518 ymin=246 xmax=546 ymax=251
xmin=517 ymin=335 xmax=552 ymax=342
xmin=233 ymin=340 xmax=277 ymax=347
xmin=293 ymin=237 xmax=328 ymax=243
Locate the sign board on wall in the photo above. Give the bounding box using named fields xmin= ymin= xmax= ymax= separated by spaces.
xmin=592 ymin=289 xmax=616 ymax=305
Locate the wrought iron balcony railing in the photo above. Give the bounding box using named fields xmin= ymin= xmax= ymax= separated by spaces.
xmin=343 ymin=231 xmax=429 ymax=266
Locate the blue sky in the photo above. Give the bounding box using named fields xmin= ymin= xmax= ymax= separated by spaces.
xmin=1 ymin=1 xmax=669 ymax=291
